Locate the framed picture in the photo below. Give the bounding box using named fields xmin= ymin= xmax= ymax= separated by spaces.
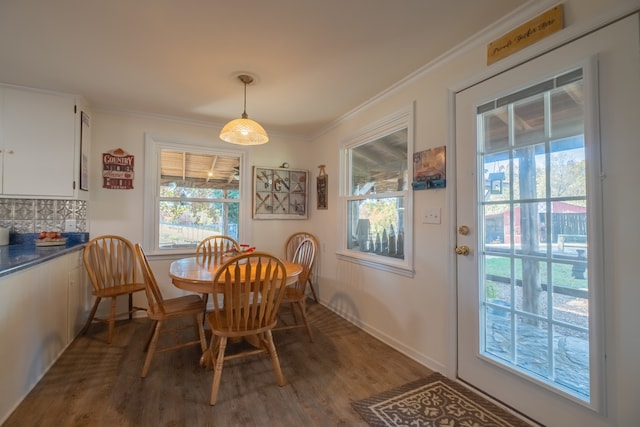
xmin=253 ymin=166 xmax=308 ymax=219
xmin=79 ymin=111 xmax=91 ymax=191
xmin=411 ymin=146 xmax=446 ymax=190
xmin=317 ymin=165 xmax=328 ymax=210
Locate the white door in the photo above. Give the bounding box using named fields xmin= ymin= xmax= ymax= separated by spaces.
xmin=455 ymin=16 xmax=637 ymax=427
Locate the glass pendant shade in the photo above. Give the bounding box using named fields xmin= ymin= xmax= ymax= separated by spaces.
xmin=219 ymin=74 xmax=269 ymax=145
xmin=219 ymin=115 xmax=269 ymax=145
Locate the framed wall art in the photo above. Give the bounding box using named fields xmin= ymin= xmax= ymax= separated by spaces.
xmin=79 ymin=111 xmax=91 ymax=191
xmin=253 ymin=166 xmax=308 ymax=219
xmin=411 ymin=146 xmax=446 ymax=190
xmin=317 ymin=164 xmax=328 ymax=210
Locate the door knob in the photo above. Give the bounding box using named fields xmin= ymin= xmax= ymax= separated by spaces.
xmin=455 ymin=245 xmax=470 ymax=256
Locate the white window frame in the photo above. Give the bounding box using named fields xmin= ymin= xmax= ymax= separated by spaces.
xmin=337 ymin=104 xmax=414 ymax=277
xmin=143 ymin=133 xmax=252 ymax=257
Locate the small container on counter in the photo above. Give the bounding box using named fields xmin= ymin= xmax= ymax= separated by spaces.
xmin=0 ymin=227 xmax=9 ymax=246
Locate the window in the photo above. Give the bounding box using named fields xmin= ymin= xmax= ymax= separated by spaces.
xmin=478 ymin=68 xmax=599 ymax=402
xmin=143 ymin=135 xmax=251 ymax=256
xmin=339 ymin=105 xmax=414 ymax=276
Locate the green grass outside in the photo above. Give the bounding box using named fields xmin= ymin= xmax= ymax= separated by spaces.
xmin=484 ymin=256 xmax=587 ymax=290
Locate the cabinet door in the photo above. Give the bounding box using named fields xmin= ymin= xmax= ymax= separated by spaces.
xmin=68 ymin=250 xmax=90 ymax=341
xmin=2 ymin=88 xmax=76 ymax=197
xmin=0 ymin=256 xmax=68 ymax=422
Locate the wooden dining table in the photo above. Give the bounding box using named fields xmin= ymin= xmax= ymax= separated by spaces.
xmin=169 ymin=255 xmax=302 ymax=294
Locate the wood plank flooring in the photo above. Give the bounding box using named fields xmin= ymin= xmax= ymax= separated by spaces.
xmin=3 ymin=303 xmax=433 ymax=427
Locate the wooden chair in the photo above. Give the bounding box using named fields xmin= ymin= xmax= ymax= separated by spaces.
xmin=135 ymin=244 xmax=207 ymax=378
xmin=284 ymin=231 xmax=319 ymax=303
xmin=81 ymin=235 xmax=146 ymax=344
xmin=196 ymin=235 xmax=240 ymax=260
xmin=275 ymin=237 xmax=317 ymax=341
xmin=206 ymin=252 xmax=288 ymax=405
xmin=196 ymin=235 xmax=240 ymax=321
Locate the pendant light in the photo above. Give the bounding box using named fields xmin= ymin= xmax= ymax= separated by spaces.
xmin=219 ymin=74 xmax=269 ymax=145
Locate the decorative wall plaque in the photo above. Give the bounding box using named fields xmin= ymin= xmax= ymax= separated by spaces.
xmin=317 ymin=164 xmax=328 ymax=210
xmin=102 ymin=148 xmax=134 ymax=190
xmin=486 ymin=5 xmax=563 ymax=65
xmin=253 ymin=166 xmax=308 ymax=219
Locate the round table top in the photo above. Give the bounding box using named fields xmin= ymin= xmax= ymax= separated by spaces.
xmin=169 ymin=255 xmax=302 ymax=294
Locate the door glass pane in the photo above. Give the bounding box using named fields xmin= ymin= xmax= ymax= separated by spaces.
xmin=514 ymin=94 xmax=546 ymax=146
xmin=549 ymin=137 xmax=586 ymax=198
xmin=479 ymin=69 xmax=590 ymax=401
xmin=482 ymin=106 xmax=509 ymax=152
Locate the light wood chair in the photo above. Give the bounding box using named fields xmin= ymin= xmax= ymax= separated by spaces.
xmin=206 ymin=252 xmax=288 ymax=405
xmin=196 ymin=235 xmax=240 ymax=260
xmin=135 ymin=244 xmax=207 ymax=378
xmin=284 ymin=231 xmax=319 ymax=303
xmin=81 ymin=235 xmax=146 ymax=344
xmin=275 ymin=237 xmax=317 ymax=341
xmin=195 ymin=235 xmax=240 ymax=321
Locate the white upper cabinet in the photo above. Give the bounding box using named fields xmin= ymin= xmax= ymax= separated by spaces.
xmin=0 ymin=86 xmax=86 ymax=198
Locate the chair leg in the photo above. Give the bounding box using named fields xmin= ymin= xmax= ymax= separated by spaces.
xmin=141 ymin=320 xmax=162 ymax=378
xmin=290 ymin=302 xmax=299 ymax=323
xmin=210 ymin=336 xmax=228 ymax=405
xmin=143 ymin=320 xmax=159 ymax=352
xmin=307 ymin=278 xmax=319 ymax=303
xmin=201 ymin=335 xmax=220 ymax=368
xmin=264 ymin=330 xmax=285 ymax=386
xmin=107 ymin=297 xmax=118 ymax=344
xmin=195 ymin=313 xmax=207 ymax=352
xmin=201 ymin=293 xmax=209 ymax=325
xmin=297 ymin=300 xmax=314 ymax=342
xmin=81 ymin=296 xmax=101 ymax=336
xmin=128 ymin=293 xmax=134 ymax=319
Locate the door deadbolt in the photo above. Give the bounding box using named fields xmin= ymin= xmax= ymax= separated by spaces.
xmin=458 ymin=225 xmax=470 ymax=235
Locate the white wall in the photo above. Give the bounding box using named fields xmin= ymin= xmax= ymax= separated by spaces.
xmin=88 ymin=111 xmax=320 ymax=299
xmin=87 ymin=1 xmax=639 ymax=425
xmin=303 ymin=1 xmax=640 ymax=426
xmin=89 ymin=111 xmax=317 ymax=251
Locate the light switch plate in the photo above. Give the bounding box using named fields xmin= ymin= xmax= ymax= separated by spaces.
xmin=423 ymin=208 xmax=441 ymax=224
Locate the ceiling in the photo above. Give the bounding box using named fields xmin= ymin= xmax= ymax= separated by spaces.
xmin=0 ymin=0 xmax=530 ymax=139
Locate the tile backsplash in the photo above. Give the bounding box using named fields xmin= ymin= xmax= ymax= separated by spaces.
xmin=0 ymin=198 xmax=87 ymax=233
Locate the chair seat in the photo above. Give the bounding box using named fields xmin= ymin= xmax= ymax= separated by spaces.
xmin=148 ymin=294 xmax=205 ymax=320
xmin=207 ymin=311 xmax=276 ymax=337
xmin=93 ymin=282 xmax=146 ymax=298
xmin=280 ymin=286 xmax=304 ymax=301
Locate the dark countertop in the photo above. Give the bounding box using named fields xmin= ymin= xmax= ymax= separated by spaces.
xmin=0 ymin=232 xmax=89 ymax=278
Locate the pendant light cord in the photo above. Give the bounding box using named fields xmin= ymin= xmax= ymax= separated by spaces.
xmin=242 ymin=79 xmax=248 ymax=119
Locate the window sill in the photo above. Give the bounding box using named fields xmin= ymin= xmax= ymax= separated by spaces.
xmin=336 ymin=250 xmax=414 ymax=278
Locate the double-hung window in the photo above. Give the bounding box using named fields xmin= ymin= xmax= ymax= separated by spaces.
xmin=339 ymin=105 xmax=414 ymax=276
xmin=143 ymin=135 xmax=249 ymax=256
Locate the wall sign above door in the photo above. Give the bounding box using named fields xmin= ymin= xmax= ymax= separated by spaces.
xmin=486 ymin=5 xmax=563 ymax=65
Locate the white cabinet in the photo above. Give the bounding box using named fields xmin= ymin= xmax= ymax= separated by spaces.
xmin=67 ymin=249 xmax=90 ymax=341
xmin=0 ymin=86 xmax=86 ymax=198
xmin=0 ymin=249 xmax=87 ymax=423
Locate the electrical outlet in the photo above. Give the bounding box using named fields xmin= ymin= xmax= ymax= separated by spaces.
xmin=64 ymin=219 xmax=77 ymax=232
xmin=422 ymin=208 xmax=441 ymax=224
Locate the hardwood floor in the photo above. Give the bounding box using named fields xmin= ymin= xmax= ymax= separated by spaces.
xmin=4 ymin=302 xmax=433 ymax=426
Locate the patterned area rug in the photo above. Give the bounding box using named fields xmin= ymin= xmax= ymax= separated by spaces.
xmin=353 ymin=372 xmax=533 ymax=427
